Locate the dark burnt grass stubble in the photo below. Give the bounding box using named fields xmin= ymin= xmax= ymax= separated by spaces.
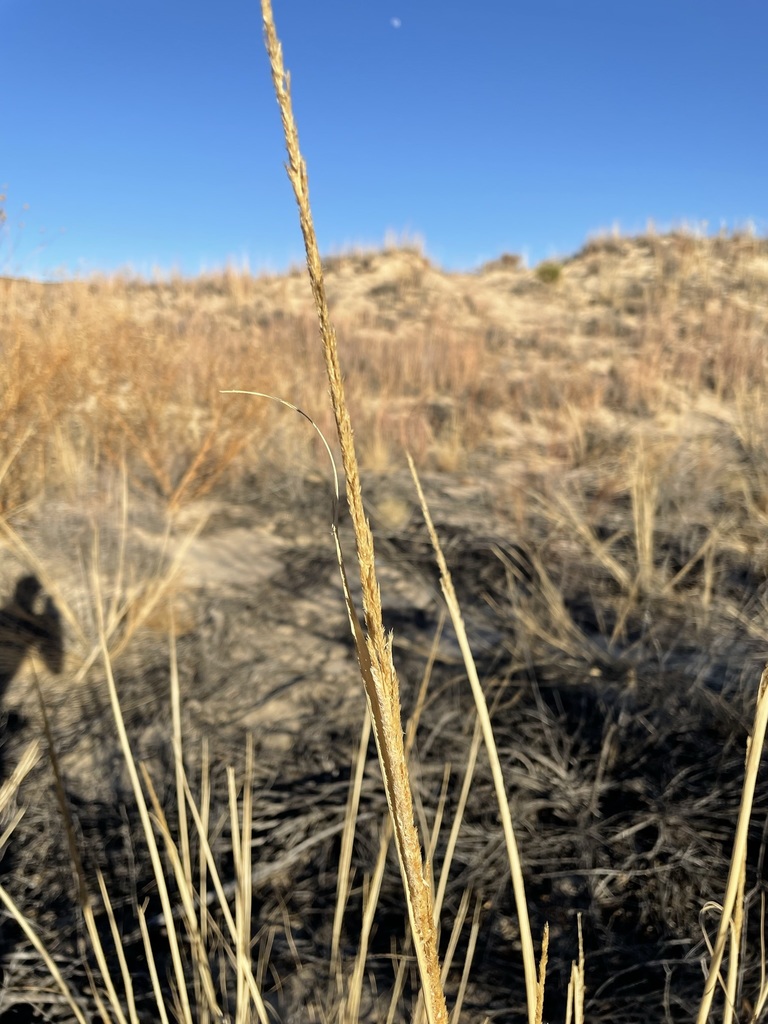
xmin=3 ymin=464 xmax=767 ymax=1023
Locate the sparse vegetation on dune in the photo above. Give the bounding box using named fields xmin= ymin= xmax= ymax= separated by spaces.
xmin=3 ymin=12 xmax=768 ymax=1024
xmin=2 ymin=224 xmax=768 ymax=509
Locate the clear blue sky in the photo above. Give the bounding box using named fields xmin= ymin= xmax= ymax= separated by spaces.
xmin=3 ymin=1 xmax=767 ymax=278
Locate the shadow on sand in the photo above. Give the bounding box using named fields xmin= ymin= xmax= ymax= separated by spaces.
xmin=0 ymin=575 xmax=64 ymax=701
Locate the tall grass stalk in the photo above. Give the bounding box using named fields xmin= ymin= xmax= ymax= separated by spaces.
xmin=260 ymin=3 xmax=448 ymax=1021
xmin=564 ymin=916 xmax=585 ymax=1024
xmin=0 ymin=737 xmax=88 ymax=1024
xmin=330 ymin=710 xmax=372 ymax=992
xmin=92 ymin=564 xmax=196 ymax=1024
xmin=343 ymin=627 xmax=442 ymax=1024
xmin=697 ymin=665 xmax=768 ymax=1024
xmin=408 ymin=454 xmax=539 ymax=1024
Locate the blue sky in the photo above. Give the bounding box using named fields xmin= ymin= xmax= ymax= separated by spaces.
xmin=3 ymin=1 xmax=767 ymax=278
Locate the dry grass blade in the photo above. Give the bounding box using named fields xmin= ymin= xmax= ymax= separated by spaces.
xmin=631 ymin=442 xmax=659 ymax=593
xmin=386 ymin=949 xmax=411 ymax=1024
xmin=138 ymin=904 xmax=172 ymax=1024
xmin=178 ymin=772 xmax=271 ymax=1024
xmin=168 ymin=623 xmax=196 ymax=946
xmin=240 ymin=745 xmax=256 ymax=1024
xmin=433 ymin=715 xmax=483 ymax=921
xmin=220 ymin=389 xmax=340 ymax=493
xmin=408 ymin=452 xmax=538 ymax=1024
xmin=106 ymin=517 xmax=203 ymax=663
xmin=697 ymin=664 xmax=768 ymax=1024
xmin=0 ymin=805 xmax=24 ymax=850
xmin=36 ymin=676 xmax=131 ymax=1024
xmin=260 ymin=3 xmax=447 ymax=1021
xmin=542 ymin=492 xmax=631 ymax=592
xmin=330 ymin=708 xmax=371 ymax=989
xmin=95 ymin=869 xmax=140 ymax=1024
xmin=168 ymin=625 xmax=209 ymax=1024
xmin=141 ymin=765 xmax=223 ymax=1020
xmin=534 ymin=924 xmax=549 ymax=1024
xmin=91 ymin=561 xmax=194 ymax=1024
xmin=413 ymin=884 xmax=472 ymax=1024
xmin=565 ymin=915 xmax=585 ymax=1024
xmin=0 ymin=739 xmax=40 ymax=818
xmin=723 ymin=852 xmax=747 ymax=1024
xmin=168 ymin=625 xmax=190 ymax=871
xmin=198 ymin=741 xmax=211 ymax=981
xmin=343 ymin=657 xmax=438 ymax=1024
xmin=427 ymin=766 xmax=452 ymax=881
xmin=0 ymin=883 xmax=90 ymax=1024
xmin=748 ymin=896 xmax=768 ymax=1023
xmin=230 ymin=740 xmax=255 ymax=1024
xmin=439 ymin=886 xmax=471 ymax=987
xmin=506 ymin=549 xmax=592 ymax=662
xmin=343 ymin=829 xmax=389 ymax=1024
xmin=0 ymin=739 xmax=68 ymax=1006
xmin=434 ymin=684 xmax=521 ymax=928
xmin=449 ymin=894 xmax=483 ymax=1024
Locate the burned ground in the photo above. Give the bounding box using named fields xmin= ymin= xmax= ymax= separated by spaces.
xmin=1 ymin=461 xmax=766 ymax=1023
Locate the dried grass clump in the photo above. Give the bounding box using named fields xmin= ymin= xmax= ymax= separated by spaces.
xmin=0 ymin=274 xmax=498 ymax=515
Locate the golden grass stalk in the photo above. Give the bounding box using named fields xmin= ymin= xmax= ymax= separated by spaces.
xmin=95 ymin=868 xmax=140 ymax=1024
xmin=631 ymin=441 xmax=659 ymax=593
xmin=141 ymin=643 xmax=271 ymax=1024
xmin=0 ymin=738 xmax=39 ymax=820
xmin=343 ymin=634 xmax=442 ymax=1024
xmin=330 ymin=708 xmax=372 ymax=988
xmin=260 ymin=3 xmax=448 ymax=1021
xmin=449 ymin=894 xmax=483 ymax=1024
xmin=748 ymin=897 xmax=768 ymax=1023
xmin=0 ymin=701 xmax=89 ymax=1023
xmin=177 ymin=769 xmax=271 ymax=1024
xmin=137 ymin=904 xmax=172 ymax=1024
xmin=564 ymin=915 xmax=585 ymax=1024
xmin=92 ymin=562 xmax=195 ymax=1024
xmin=696 ymin=665 xmax=768 ymax=1024
xmin=31 ymin=563 xmax=271 ymax=1024
xmin=408 ymin=453 xmax=539 ymax=1024
xmin=0 ymin=883 xmax=90 ymax=1024
xmin=723 ymin=853 xmax=747 ymax=1024
xmin=386 ymin=950 xmax=411 ymax=1024
xmin=140 ymin=766 xmax=223 ymax=1020
xmin=90 ymin=595 xmax=271 ymax=1023
xmin=343 ymin=827 xmax=390 ymax=1024
xmin=434 ymin=716 xmax=483 ymax=921
xmin=535 ymin=924 xmax=549 ymax=1024
xmin=0 ymin=741 xmax=38 ymax=849
xmin=36 ymin=674 xmax=137 ymax=1024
